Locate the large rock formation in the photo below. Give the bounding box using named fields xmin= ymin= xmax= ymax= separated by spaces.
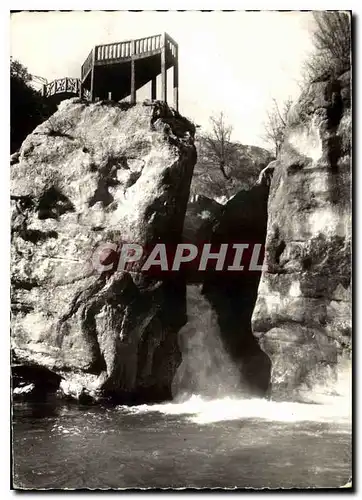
xmin=252 ymin=71 xmax=351 ymax=399
xmin=11 ymin=98 xmax=197 ymax=402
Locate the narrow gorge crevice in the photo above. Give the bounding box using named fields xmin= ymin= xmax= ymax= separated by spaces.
xmin=176 ymin=179 xmax=272 ymax=400
xmin=201 ymin=182 xmax=272 ymax=397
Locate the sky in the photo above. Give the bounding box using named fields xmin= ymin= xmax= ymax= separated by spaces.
xmin=10 ymin=10 xmax=316 ymax=149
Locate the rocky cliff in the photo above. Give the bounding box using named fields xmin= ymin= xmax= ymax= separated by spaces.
xmin=11 ymin=98 xmax=197 ymax=402
xmin=252 ymin=71 xmax=351 ymax=399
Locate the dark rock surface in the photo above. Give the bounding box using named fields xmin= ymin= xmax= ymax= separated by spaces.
xmin=202 ymin=182 xmax=271 ymax=396
xmin=183 ymin=194 xmax=223 ymax=246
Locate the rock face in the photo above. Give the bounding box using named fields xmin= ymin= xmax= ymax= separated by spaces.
xmin=252 ymin=71 xmax=351 ymax=398
xmin=202 ymin=183 xmax=271 ymax=396
xmin=11 ymin=99 xmax=197 ymax=402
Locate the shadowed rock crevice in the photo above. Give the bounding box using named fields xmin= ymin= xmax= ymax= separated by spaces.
xmin=201 ymin=182 xmax=272 ymax=396
xmin=12 ymin=358 xmax=62 ymax=400
xmin=18 ymin=228 xmax=58 ymax=243
xmin=38 ymin=187 xmax=75 ymax=219
xmin=182 ymin=142 xmax=276 ymax=398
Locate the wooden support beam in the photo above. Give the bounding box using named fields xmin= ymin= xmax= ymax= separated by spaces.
xmin=161 ymin=33 xmax=167 ymax=103
xmin=90 ymin=49 xmax=95 ymax=101
xmin=130 ymin=40 xmax=136 ymax=104
xmin=151 ymin=77 xmax=157 ymax=101
xmin=173 ymin=55 xmax=179 ymax=111
xmin=79 ymin=82 xmax=83 ymax=99
xmin=131 ymin=60 xmax=136 ymax=104
xmin=90 ymin=69 xmax=94 ymax=101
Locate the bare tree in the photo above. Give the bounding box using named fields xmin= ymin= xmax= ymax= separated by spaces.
xmin=263 ymin=97 xmax=293 ymax=157
xmin=203 ymin=112 xmax=235 ymax=180
xmin=304 ymin=11 xmax=351 ymax=82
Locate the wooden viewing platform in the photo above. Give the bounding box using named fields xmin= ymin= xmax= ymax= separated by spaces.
xmin=42 ymin=32 xmax=179 ymax=110
xmin=80 ymin=32 xmax=178 ymax=109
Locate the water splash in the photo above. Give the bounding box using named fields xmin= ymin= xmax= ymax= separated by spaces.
xmin=119 ymin=369 xmax=351 ymax=426
xmin=119 ymin=396 xmax=350 ymax=426
xmin=120 ymin=285 xmax=351 ymax=427
xmin=171 ymin=285 xmax=244 ymax=400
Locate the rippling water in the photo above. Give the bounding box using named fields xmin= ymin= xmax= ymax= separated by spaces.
xmin=12 ymin=394 xmax=351 ymax=489
xmin=12 ymin=286 xmax=352 ymax=489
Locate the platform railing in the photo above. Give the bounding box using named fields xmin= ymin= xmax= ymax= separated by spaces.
xmin=134 ymin=34 xmax=162 ymax=56
xmin=96 ymin=40 xmax=131 ymax=61
xmin=44 ymin=77 xmax=80 ymax=98
xmin=165 ymin=35 xmax=177 ymax=58
xmin=81 ymin=49 xmax=93 ymax=81
xmin=93 ymin=33 xmax=163 ymax=64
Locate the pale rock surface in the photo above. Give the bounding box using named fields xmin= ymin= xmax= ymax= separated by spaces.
xmin=252 ymin=71 xmax=351 ymax=398
xmin=11 ymin=99 xmax=196 ymax=401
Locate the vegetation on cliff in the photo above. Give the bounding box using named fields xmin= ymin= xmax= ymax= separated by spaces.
xmin=10 ymin=59 xmax=53 ymax=154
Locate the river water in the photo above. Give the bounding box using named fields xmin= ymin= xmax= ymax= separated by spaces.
xmin=12 ymin=396 xmax=352 ymax=489
xmin=12 ymin=285 xmax=352 ymax=489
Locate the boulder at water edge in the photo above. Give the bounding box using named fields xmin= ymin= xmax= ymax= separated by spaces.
xmin=11 ymin=99 xmax=197 ymax=402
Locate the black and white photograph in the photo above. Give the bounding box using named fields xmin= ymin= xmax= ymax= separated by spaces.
xmin=10 ymin=8 xmax=352 ymax=490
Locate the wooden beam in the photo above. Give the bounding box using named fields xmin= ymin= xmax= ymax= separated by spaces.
xmin=79 ymin=81 xmax=83 ymax=99
xmin=131 ymin=60 xmax=136 ymax=104
xmin=130 ymin=40 xmax=136 ymax=104
xmin=90 ymin=49 xmax=95 ymax=101
xmin=151 ymin=77 xmax=157 ymax=101
xmin=173 ymin=53 xmax=179 ymax=111
xmin=161 ymin=33 xmax=167 ymax=103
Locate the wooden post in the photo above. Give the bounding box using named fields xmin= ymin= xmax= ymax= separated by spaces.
xmin=130 ymin=40 xmax=136 ymax=104
xmin=161 ymin=33 xmax=167 ymax=103
xmin=79 ymin=81 xmax=83 ymax=99
xmin=108 ymin=91 xmax=112 ymax=101
xmin=173 ymin=49 xmax=179 ymax=111
xmin=151 ymin=77 xmax=157 ymax=101
xmin=42 ymin=84 xmax=47 ymax=98
xmin=90 ymin=48 xmax=95 ymax=101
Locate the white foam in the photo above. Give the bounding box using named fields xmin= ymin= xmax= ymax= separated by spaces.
xmin=118 ymin=392 xmax=351 ymax=426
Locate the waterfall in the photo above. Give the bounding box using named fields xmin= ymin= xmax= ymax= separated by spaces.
xmin=165 ymin=283 xmax=351 ymax=427
xmin=172 ymin=284 xmax=244 ymax=400
xmin=119 ymin=280 xmax=350 ymax=427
